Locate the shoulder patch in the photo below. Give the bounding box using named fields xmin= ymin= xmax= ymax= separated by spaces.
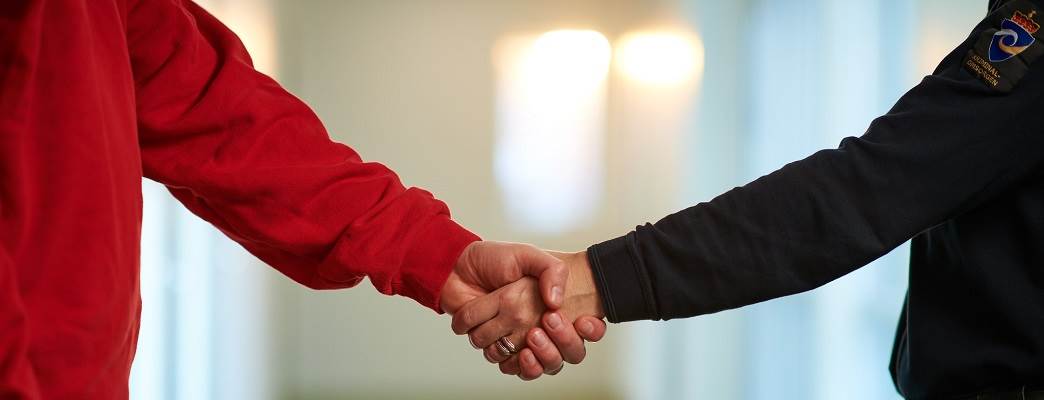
xmin=963 ymin=0 xmax=1044 ymax=92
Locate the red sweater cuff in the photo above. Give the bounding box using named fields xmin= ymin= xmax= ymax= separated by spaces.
xmin=397 ymin=216 xmax=480 ymax=312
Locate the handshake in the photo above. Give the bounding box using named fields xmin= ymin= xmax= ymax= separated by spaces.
xmin=439 ymin=241 xmax=608 ymax=380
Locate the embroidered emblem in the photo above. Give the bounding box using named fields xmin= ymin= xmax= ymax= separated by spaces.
xmin=963 ymin=2 xmax=1044 ymax=92
xmin=988 ymin=11 xmax=1040 ymax=62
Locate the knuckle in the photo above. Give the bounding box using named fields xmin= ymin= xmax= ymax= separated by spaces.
xmin=497 ymin=293 xmax=511 ymax=308
xmin=458 ymin=309 xmax=476 ymax=329
xmin=521 ymin=363 xmax=542 ymax=380
xmin=509 ymin=312 xmax=527 ymax=326
xmin=526 ymin=332 xmax=547 ymax=350
xmin=502 ymin=292 xmax=522 ymax=308
xmin=500 ymin=360 xmax=519 ymax=375
xmin=538 ymin=349 xmax=562 ymax=365
xmin=546 ymin=362 xmax=564 ymax=375
xmin=470 ymin=332 xmax=488 ymax=347
xmin=539 ymin=354 xmax=564 ymax=370
xmin=510 ymin=333 xmax=528 ymax=350
xmin=564 ymin=348 xmax=586 ymax=365
xmin=484 ymin=347 xmax=502 ymax=364
xmin=451 ymin=317 xmax=468 ymax=335
xmin=537 ymin=344 xmax=563 ymax=362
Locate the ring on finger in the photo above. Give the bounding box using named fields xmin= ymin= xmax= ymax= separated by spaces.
xmin=494 ymin=341 xmax=511 ymax=357
xmin=496 ymin=336 xmax=518 ymax=356
xmin=494 ymin=338 xmax=515 ymax=355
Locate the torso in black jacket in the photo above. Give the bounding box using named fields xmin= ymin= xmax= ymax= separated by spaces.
xmin=588 ymin=1 xmax=1044 ymax=398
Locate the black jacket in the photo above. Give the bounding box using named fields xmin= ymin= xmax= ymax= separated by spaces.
xmin=588 ymin=1 xmax=1044 ymax=398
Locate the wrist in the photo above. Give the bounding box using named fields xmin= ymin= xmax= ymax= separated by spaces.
xmin=439 ymin=242 xmax=478 ymax=314
xmin=439 ymin=269 xmax=463 ymax=314
xmin=563 ymin=251 xmax=605 ymax=319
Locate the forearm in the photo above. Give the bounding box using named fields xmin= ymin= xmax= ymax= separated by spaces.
xmin=129 ymin=0 xmax=479 ymax=310
xmin=588 ymin=3 xmax=1044 ymax=322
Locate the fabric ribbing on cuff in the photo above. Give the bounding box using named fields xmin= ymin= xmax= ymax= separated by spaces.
xmin=399 ymin=215 xmax=480 ymax=313
xmin=587 ymin=233 xmax=660 ymax=323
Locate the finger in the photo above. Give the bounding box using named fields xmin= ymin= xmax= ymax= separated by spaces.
xmin=511 ymin=245 xmax=567 ymax=309
xmin=484 ymin=328 xmax=526 ymax=360
xmin=451 ymin=293 xmax=500 ymax=335
xmin=517 ymin=349 xmax=543 ymax=381
xmin=502 ymin=329 xmax=527 ymax=356
xmin=542 ymin=312 xmax=586 ymax=364
xmin=574 ymin=316 xmax=608 ymax=342
xmin=526 ymin=327 xmax=564 ymax=374
xmin=467 ymin=316 xmax=514 ymax=349
xmin=499 ymin=355 xmax=521 ymax=375
xmin=547 ymin=363 xmax=564 ymax=376
xmin=484 ymin=344 xmax=510 ymax=364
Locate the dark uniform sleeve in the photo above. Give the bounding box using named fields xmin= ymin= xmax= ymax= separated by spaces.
xmin=589 ymin=0 xmax=1044 ymax=323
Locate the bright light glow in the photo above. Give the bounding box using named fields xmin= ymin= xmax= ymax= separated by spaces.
xmin=494 ymin=30 xmax=611 ymax=233
xmin=617 ymin=32 xmax=704 ymax=86
xmin=525 ymin=30 xmax=612 ymax=90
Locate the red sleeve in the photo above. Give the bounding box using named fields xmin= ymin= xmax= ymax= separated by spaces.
xmin=0 ymin=5 xmax=41 ymax=396
xmin=0 ymin=251 xmax=40 ymax=398
xmin=126 ymin=0 xmax=479 ymax=311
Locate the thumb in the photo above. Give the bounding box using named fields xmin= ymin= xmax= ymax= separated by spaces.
xmin=513 ymin=245 xmax=568 ymax=309
xmin=574 ymin=316 xmax=607 ymax=342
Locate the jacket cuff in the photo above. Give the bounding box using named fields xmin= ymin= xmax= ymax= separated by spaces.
xmin=587 ymin=233 xmax=659 ymax=323
xmin=399 ymin=215 xmax=480 ymax=313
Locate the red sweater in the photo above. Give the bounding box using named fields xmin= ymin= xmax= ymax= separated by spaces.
xmin=0 ymin=0 xmax=479 ymax=397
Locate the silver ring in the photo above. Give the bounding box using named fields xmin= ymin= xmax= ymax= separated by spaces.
xmin=497 ymin=336 xmax=518 ymax=355
xmin=494 ymin=338 xmax=515 ymax=355
xmin=494 ymin=341 xmax=512 ymax=357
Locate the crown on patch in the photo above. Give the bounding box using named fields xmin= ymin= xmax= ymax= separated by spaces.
xmin=1012 ymin=10 xmax=1041 ymax=34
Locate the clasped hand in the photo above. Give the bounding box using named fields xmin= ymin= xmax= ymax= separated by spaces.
xmin=440 ymin=242 xmax=607 ymax=380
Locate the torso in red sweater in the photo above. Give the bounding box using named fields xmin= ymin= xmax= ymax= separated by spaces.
xmin=0 ymin=1 xmax=476 ymax=398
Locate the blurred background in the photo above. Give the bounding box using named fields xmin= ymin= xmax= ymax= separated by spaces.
xmin=131 ymin=0 xmax=988 ymax=399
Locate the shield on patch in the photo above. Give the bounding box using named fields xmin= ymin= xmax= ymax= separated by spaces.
xmin=989 ymin=18 xmax=1036 ymax=61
